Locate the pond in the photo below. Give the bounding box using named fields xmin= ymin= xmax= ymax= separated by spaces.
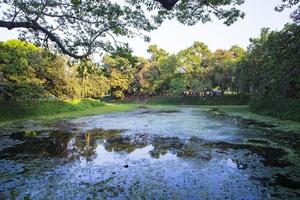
xmin=0 ymin=107 xmax=299 ymax=199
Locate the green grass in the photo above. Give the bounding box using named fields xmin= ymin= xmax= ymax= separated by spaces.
xmin=37 ymin=103 xmax=138 ymax=121
xmin=250 ymin=97 xmax=300 ymax=121
xmin=0 ymin=99 xmax=138 ymax=123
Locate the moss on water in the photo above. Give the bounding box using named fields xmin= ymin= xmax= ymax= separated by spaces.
xmin=204 ymin=106 xmax=300 ymax=133
xmin=1 ymin=101 xmax=299 ymax=134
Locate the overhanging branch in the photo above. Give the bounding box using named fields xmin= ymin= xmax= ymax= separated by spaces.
xmin=154 ymin=0 xmax=179 ymax=10
xmin=0 ymin=20 xmax=92 ymax=59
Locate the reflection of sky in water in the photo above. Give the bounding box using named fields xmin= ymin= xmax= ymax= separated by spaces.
xmin=80 ymin=144 xmax=177 ymax=167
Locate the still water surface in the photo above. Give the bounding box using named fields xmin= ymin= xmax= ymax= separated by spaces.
xmin=0 ymin=107 xmax=299 ymax=199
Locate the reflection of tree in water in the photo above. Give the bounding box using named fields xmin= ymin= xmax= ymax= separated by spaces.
xmin=150 ymin=137 xmax=183 ymax=158
xmin=0 ymin=130 xmax=73 ymax=159
xmin=71 ymin=132 xmax=98 ymax=163
xmin=69 ymin=129 xmax=207 ymax=163
xmin=47 ymin=131 xmax=73 ymax=157
xmin=69 ymin=128 xmax=126 ymax=162
xmin=74 ymin=128 xmax=148 ymax=155
xmin=150 ymin=137 xmax=212 ymax=161
xmin=1 ymin=128 xmax=215 ymax=165
xmin=104 ymin=137 xmax=148 ymax=153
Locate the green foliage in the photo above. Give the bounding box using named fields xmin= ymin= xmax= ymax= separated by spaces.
xmin=101 ymin=23 xmax=299 ymax=122
xmin=0 ymin=0 xmax=246 ymax=58
xmin=233 ymin=23 xmax=300 ymax=120
xmin=169 ymin=75 xmax=188 ymax=95
xmin=102 ymin=41 xmax=247 ymax=98
xmin=77 ymin=59 xmax=110 ymax=99
xmin=177 ymin=41 xmax=212 ymax=73
xmin=276 ymin=0 xmax=300 ymax=23
xmin=241 ymin=23 xmax=300 ymax=98
xmin=147 ymin=45 xmax=169 ymax=62
xmin=109 ymin=69 xmax=129 ymax=99
xmin=1 ymin=24 xmax=299 ymax=122
xmin=211 ymin=49 xmax=235 ymax=93
xmin=0 ymin=40 xmax=110 ymax=103
xmin=102 ymin=55 xmax=134 ymax=99
xmin=0 ymin=40 xmax=44 ymax=103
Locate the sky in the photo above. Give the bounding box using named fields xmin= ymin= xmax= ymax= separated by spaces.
xmin=0 ymin=0 xmax=294 ymax=58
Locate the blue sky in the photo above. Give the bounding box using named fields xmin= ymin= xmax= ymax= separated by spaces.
xmin=0 ymin=0 xmax=294 ymax=58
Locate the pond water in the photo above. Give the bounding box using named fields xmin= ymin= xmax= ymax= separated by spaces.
xmin=0 ymin=107 xmax=300 ymax=199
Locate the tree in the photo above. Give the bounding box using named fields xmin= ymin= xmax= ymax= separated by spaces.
xmin=0 ymin=0 xmax=245 ymax=59
xmin=147 ymin=45 xmax=169 ymax=62
xmin=0 ymin=40 xmax=44 ymax=103
xmin=155 ymin=54 xmax=180 ymax=95
xmin=205 ymin=46 xmax=245 ymax=94
xmin=177 ymin=41 xmax=212 ymax=73
xmin=0 ymin=39 xmax=112 ymax=103
xmin=101 ymin=53 xmax=137 ymax=98
xmin=31 ymin=51 xmax=77 ymax=99
xmin=228 ymin=45 xmax=246 ymax=93
xmin=211 ymin=49 xmax=235 ymax=93
xmin=176 ymin=42 xmax=213 ymax=95
xmin=229 ymin=45 xmax=246 ymax=62
xmin=142 ymin=45 xmax=170 ymax=95
xmin=235 ymin=57 xmax=251 ymax=95
xmin=77 ymin=58 xmax=110 ymax=99
xmin=134 ymin=57 xmax=156 ymax=95
xmin=169 ymin=75 xmax=187 ymax=95
xmin=239 ymin=23 xmax=300 ymax=98
xmin=108 ymin=69 xmax=129 ymax=99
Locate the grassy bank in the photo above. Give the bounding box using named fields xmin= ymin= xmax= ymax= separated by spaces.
xmin=114 ymin=95 xmax=249 ymax=105
xmin=250 ymin=98 xmax=300 ymax=122
xmin=0 ymin=99 xmax=138 ymax=123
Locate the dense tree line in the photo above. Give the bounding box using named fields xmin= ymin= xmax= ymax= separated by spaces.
xmin=237 ymin=23 xmax=300 ymax=120
xmin=237 ymin=23 xmax=300 ymax=99
xmin=0 ymin=23 xmax=299 ymax=104
xmin=0 ymin=40 xmax=110 ymax=103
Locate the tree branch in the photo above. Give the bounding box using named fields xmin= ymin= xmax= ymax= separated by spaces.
xmin=0 ymin=20 xmax=91 ymax=59
xmin=154 ymin=0 xmax=180 ymax=10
